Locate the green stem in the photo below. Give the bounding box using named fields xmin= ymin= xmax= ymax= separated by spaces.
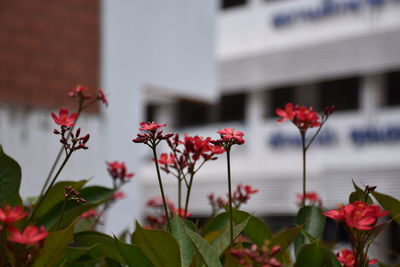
xmin=226 ymin=148 xmax=234 ymax=245
xmin=56 ymin=199 xmax=67 ymax=230
xmin=152 ymin=146 xmax=171 ymax=232
xmin=301 ymin=132 xmax=306 ymax=207
xmin=29 ymin=151 xmax=73 ymax=223
xmin=178 ymin=176 xmax=182 ymax=212
xmin=184 ymin=173 xmax=195 ymax=217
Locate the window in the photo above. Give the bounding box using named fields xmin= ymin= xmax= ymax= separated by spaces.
xmin=176 ymin=100 xmax=210 ymax=127
xmin=267 ymin=87 xmax=295 ymax=117
xmin=221 ymin=0 xmax=247 ymax=9
xmin=218 ymin=93 xmax=246 ymax=122
xmin=145 ymin=104 xmax=157 ymax=123
xmin=320 ymin=77 xmax=359 ymax=111
xmin=386 ymin=71 xmax=400 ymax=106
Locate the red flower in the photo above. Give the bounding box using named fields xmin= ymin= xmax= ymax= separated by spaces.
xmin=296 ymin=192 xmax=322 ymax=207
xmin=97 ymin=89 xmax=108 ymax=107
xmin=51 ymin=108 xmax=78 ymax=127
xmin=139 ymin=122 xmax=167 ymax=132
xmin=336 ymin=249 xmax=377 ymax=267
xmin=0 ymin=206 xmax=28 ymax=224
xmin=8 ymin=225 xmax=48 ymax=245
xmin=174 ymin=208 xmax=192 ymax=218
xmin=276 ymin=103 xmax=296 ymax=122
xmin=106 ymin=161 xmax=134 ymax=181
xmin=81 ymin=209 xmax=98 ymax=219
xmin=111 ymin=191 xmax=126 ymax=201
xmin=217 ymin=128 xmax=245 ymax=144
xmin=158 ymin=153 xmax=176 ymax=165
xmin=68 ymin=85 xmax=91 ymax=99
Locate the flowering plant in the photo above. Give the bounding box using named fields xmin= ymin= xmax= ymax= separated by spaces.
xmin=1 ymin=94 xmax=399 ymax=267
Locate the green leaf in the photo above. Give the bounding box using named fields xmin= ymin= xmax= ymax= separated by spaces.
xmin=0 ymin=145 xmax=22 ymax=206
xmin=231 ymin=209 xmax=273 ymax=246
xmin=132 ymin=222 xmax=182 ymax=267
xmin=61 ymin=244 xmax=99 ymax=265
xmin=184 ymin=227 xmax=222 ymax=267
xmin=36 ymin=186 xmax=114 ymax=229
xmin=372 ymin=191 xmax=400 ymax=225
xmin=349 ymin=180 xmax=373 ymax=204
xmin=32 ymin=219 xmax=76 ymax=267
xmin=269 ymin=225 xmax=303 ymax=255
xmin=296 ymin=244 xmax=341 ymax=267
xmin=35 ymin=180 xmax=87 ymax=219
xmin=211 ymin=215 xmax=250 ymax=256
xmin=74 ymin=231 xmax=125 ymax=263
xmin=294 ymin=206 xmax=326 ymax=255
xmin=201 ymin=213 xmax=229 ymax=236
xmin=170 ymin=215 xmax=196 ymax=267
xmin=115 ymin=238 xmax=154 ymax=267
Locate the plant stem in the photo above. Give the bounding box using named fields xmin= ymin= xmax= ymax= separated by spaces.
xmin=56 ymin=199 xmax=67 ymax=230
xmin=29 ymin=151 xmax=72 ymax=223
xmin=178 ymin=176 xmax=182 ymax=212
xmin=184 ymin=173 xmax=194 ymax=217
xmin=226 ymin=148 xmax=234 ymax=245
xmin=152 ymin=147 xmax=171 ymax=232
xmin=301 ymin=132 xmax=306 ymax=207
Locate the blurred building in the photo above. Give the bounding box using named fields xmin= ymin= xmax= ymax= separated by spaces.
xmin=141 ymin=0 xmax=400 ymax=261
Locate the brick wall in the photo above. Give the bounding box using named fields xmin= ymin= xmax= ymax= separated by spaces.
xmin=0 ymin=0 xmax=99 ymax=111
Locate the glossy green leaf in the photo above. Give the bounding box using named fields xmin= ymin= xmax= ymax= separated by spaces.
xmin=0 ymin=145 xmax=22 ymax=206
xmin=211 ymin=215 xmax=250 ymax=256
xmin=115 ymin=238 xmax=154 ymax=267
xmin=296 ymin=244 xmax=341 ymax=267
xmin=269 ymin=225 xmax=303 ymax=254
xmin=37 ymin=186 xmax=114 ymax=229
xmin=349 ymin=180 xmax=373 ymax=204
xmin=294 ymin=206 xmax=325 ymax=255
xmin=372 ymin=191 xmax=400 ymax=225
xmin=32 ymin=219 xmax=76 ymax=267
xmin=201 ymin=212 xmax=229 ymax=236
xmin=170 ymin=215 xmax=196 ymax=267
xmin=132 ymin=222 xmax=181 ymax=267
xmin=184 ymin=227 xmax=222 ymax=267
xmin=74 ymin=231 xmax=125 ymax=263
xmin=35 ymin=180 xmax=87 ymax=219
xmin=61 ymin=245 xmax=99 ymax=265
xmin=231 ymin=209 xmax=272 ymax=246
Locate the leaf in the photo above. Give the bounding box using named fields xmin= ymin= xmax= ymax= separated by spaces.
xmin=32 ymin=219 xmax=76 ymax=267
xmin=211 ymin=215 xmax=250 ymax=256
xmin=296 ymin=244 xmax=341 ymax=267
xmin=170 ymin=215 xmax=196 ymax=267
xmin=35 ymin=180 xmax=87 ymax=219
xmin=61 ymin=244 xmax=99 ymax=265
xmin=132 ymin=222 xmax=182 ymax=267
xmin=294 ymin=206 xmax=326 ymax=255
xmin=0 ymin=145 xmax=22 ymax=206
xmin=372 ymin=191 xmax=400 ymax=225
xmin=349 ymin=180 xmax=373 ymax=204
xmin=184 ymin=227 xmax=222 ymax=267
xmin=201 ymin=213 xmax=229 ymax=236
xmin=115 ymin=238 xmax=154 ymax=267
xmin=74 ymin=231 xmax=125 ymax=263
xmin=231 ymin=209 xmax=272 ymax=246
xmin=269 ymin=225 xmax=303 ymax=255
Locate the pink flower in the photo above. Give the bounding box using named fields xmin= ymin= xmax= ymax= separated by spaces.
xmin=67 ymin=85 xmax=91 ymax=99
xmin=276 ymin=103 xmax=325 ymax=131
xmin=106 ymin=161 xmax=134 ymax=181
xmin=336 ymin=249 xmax=377 ymax=267
xmin=158 ymin=153 xmax=176 ymax=165
xmin=0 ymin=206 xmax=28 ymax=224
xmin=97 ymin=89 xmax=108 ymax=107
xmin=139 ymin=122 xmax=167 ymax=132
xmin=296 ymin=192 xmax=322 ymax=207
xmin=111 ymin=191 xmax=126 ymax=201
xmin=8 ymin=225 xmax=48 ymax=245
xmin=51 ymin=108 xmax=78 ymax=127
xmin=81 ymin=209 xmax=98 ymax=219
xmin=173 ymin=208 xmax=192 ymax=218
xmin=276 ymin=103 xmax=296 ymax=122
xmin=217 ymin=128 xmax=245 ymax=144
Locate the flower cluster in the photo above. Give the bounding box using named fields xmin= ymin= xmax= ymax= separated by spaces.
xmin=323 ymin=201 xmax=388 ymax=230
xmin=132 ymin=122 xmax=173 ymax=147
xmin=212 ymin=128 xmax=245 ymax=150
xmin=81 ymin=209 xmax=99 ymax=219
xmin=336 ymin=249 xmax=377 ymax=267
xmin=296 ymin=192 xmax=322 ymax=207
xmin=67 ymin=85 xmax=108 ymax=107
xmin=52 ymin=108 xmax=90 ymax=153
xmin=106 ymin=161 xmax=134 ymax=183
xmin=0 ymin=206 xmax=48 ymax=246
xmin=111 ymin=191 xmax=126 ymax=201
xmin=64 ymin=186 xmax=87 ymax=204
xmin=208 ymin=184 xmax=259 ymax=215
xmin=230 ymin=243 xmax=282 ymax=267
